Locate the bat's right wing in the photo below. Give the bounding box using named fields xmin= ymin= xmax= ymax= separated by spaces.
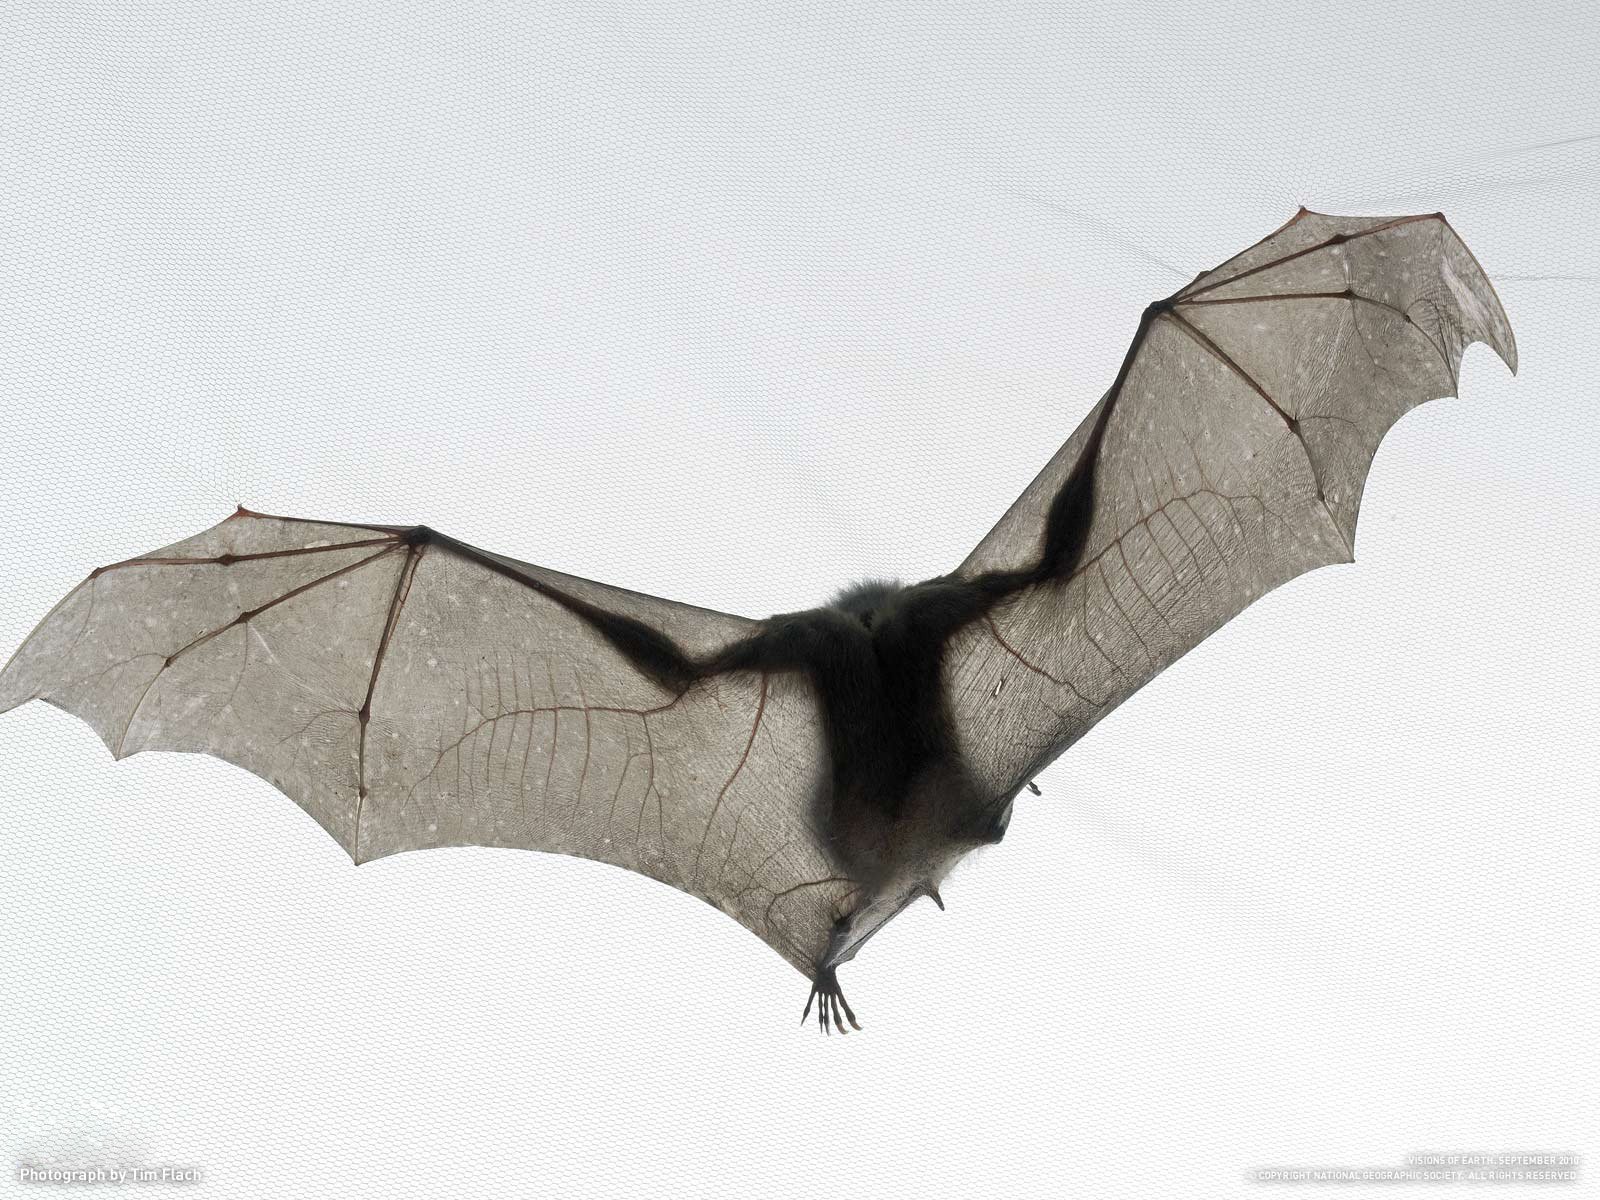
xmin=0 ymin=510 xmax=858 ymax=978
xmin=945 ymin=209 xmax=1517 ymax=801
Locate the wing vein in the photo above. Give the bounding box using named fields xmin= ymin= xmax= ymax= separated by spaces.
xmin=691 ymin=671 xmax=770 ymax=889
xmin=114 ymin=544 xmax=403 ymax=760
xmin=1179 ymin=213 xmax=1441 ymax=301
xmin=353 ymin=542 xmax=424 ymax=859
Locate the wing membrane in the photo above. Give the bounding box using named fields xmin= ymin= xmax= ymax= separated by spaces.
xmin=0 ymin=511 xmax=856 ymax=975
xmin=949 ymin=209 xmax=1516 ymax=797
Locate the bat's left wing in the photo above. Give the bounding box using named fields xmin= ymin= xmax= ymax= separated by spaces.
xmin=0 ymin=512 xmax=859 ymax=981
xmin=946 ymin=209 xmax=1516 ymax=801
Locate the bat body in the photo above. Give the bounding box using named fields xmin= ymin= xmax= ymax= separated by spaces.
xmin=0 ymin=209 xmax=1516 ymax=1032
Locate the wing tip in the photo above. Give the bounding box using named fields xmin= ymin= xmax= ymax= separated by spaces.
xmin=1496 ymin=337 xmax=1520 ymax=377
xmin=1430 ymin=210 xmax=1519 ymax=377
xmin=1254 ymin=209 xmax=1516 ymax=380
xmin=0 ymin=657 xmax=31 ymax=713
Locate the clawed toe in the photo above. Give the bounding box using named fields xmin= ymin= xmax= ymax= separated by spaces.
xmin=800 ymin=968 xmax=862 ymax=1035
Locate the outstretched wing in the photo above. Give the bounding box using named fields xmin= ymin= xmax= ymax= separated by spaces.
xmin=947 ymin=209 xmax=1516 ymax=798
xmin=0 ymin=511 xmax=857 ymax=976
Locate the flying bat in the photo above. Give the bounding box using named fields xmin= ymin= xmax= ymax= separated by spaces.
xmin=0 ymin=208 xmax=1516 ymax=1033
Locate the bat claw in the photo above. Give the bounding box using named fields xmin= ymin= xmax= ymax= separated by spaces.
xmin=803 ymin=967 xmax=862 ymax=1035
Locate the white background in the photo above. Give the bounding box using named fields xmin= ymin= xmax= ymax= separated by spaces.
xmin=1 ymin=3 xmax=1596 ymax=1198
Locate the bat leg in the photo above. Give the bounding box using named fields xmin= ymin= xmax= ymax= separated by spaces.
xmin=801 ymin=966 xmax=861 ymax=1035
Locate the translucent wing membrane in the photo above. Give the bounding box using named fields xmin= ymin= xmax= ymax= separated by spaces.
xmin=0 ymin=209 xmax=1516 ymax=1003
xmin=0 ymin=511 xmax=857 ymax=976
xmin=949 ymin=209 xmax=1515 ymax=798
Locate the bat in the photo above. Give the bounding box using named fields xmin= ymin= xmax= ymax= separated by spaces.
xmin=0 ymin=208 xmax=1516 ymax=1033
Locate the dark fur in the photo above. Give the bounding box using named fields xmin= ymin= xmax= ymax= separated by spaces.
xmin=489 ymin=310 xmax=1167 ymax=935
xmin=519 ymin=368 xmax=1127 ymax=897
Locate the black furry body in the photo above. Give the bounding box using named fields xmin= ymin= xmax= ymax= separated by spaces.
xmin=523 ymin=334 xmax=1133 ymax=891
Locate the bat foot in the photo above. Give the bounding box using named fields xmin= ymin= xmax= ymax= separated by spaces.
xmin=801 ymin=967 xmax=861 ymax=1035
